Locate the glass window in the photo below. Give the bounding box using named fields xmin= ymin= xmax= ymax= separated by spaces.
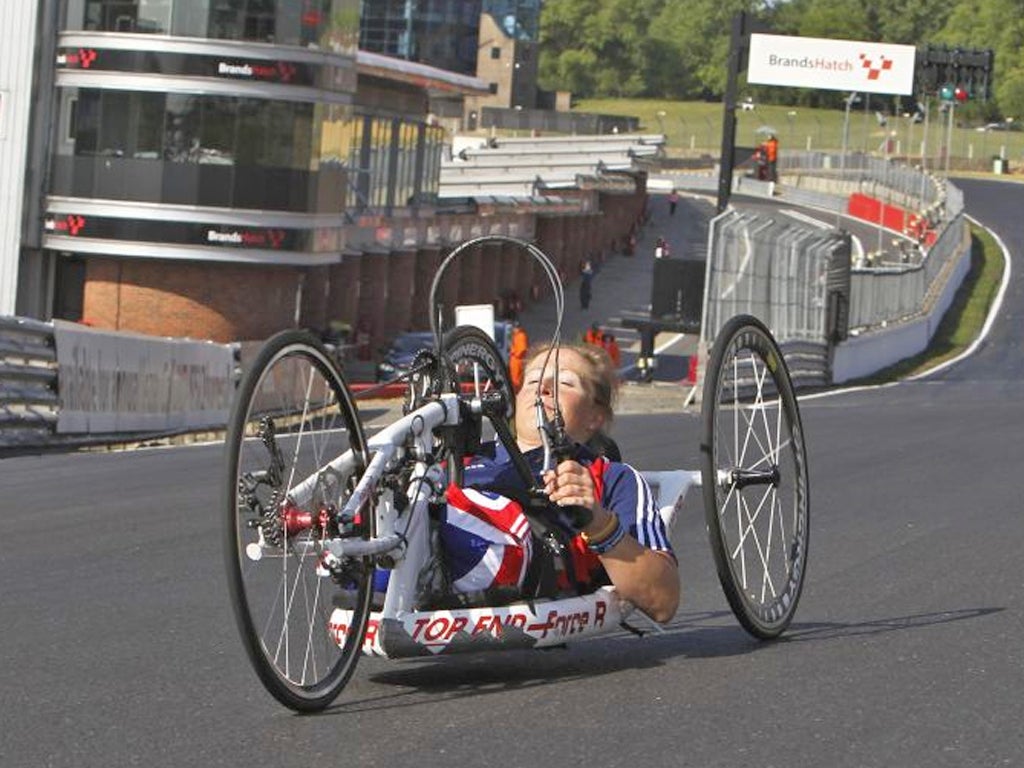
xmin=197 ymin=98 xmax=237 ymax=165
xmin=53 ymin=88 xmax=438 ymax=215
xmin=70 ymin=0 xmax=360 ymax=47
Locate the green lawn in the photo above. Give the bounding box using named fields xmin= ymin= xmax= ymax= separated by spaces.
xmin=576 ymin=98 xmax=1024 ymax=170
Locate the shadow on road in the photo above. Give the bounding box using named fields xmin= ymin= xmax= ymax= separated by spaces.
xmin=306 ymin=605 xmax=1003 ymax=716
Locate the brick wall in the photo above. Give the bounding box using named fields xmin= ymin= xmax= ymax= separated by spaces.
xmin=78 ymin=188 xmax=648 ymax=350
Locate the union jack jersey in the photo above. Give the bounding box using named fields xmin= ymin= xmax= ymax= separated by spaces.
xmin=440 ymin=484 xmax=533 ymax=593
xmin=462 ymin=441 xmax=674 ymax=556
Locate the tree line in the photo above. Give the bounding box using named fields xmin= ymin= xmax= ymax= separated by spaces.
xmin=538 ymin=0 xmax=1024 ymax=121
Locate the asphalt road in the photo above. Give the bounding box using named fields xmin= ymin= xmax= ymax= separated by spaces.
xmin=2 ymin=178 xmax=1022 ymax=767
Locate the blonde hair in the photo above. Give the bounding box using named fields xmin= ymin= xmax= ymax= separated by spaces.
xmin=525 ymin=342 xmax=619 ymax=422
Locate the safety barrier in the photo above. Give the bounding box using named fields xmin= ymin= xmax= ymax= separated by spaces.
xmin=0 ymin=318 xmax=235 ymax=450
xmin=0 ymin=316 xmax=60 ymax=448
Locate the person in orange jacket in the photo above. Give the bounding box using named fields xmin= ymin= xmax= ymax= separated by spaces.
xmin=764 ymin=134 xmax=779 ymax=183
xmin=508 ymin=321 xmax=529 ymax=391
xmin=583 ymin=322 xmax=603 ymax=347
xmin=601 ymin=332 xmax=621 ymax=367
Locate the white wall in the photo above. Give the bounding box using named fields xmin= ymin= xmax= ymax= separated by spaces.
xmin=0 ymin=1 xmax=40 ymax=315
xmin=832 ymin=238 xmax=973 ymax=382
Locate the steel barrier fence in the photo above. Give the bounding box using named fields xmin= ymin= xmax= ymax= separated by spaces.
xmin=847 ymin=213 xmax=967 ymax=330
xmin=0 ymin=316 xmax=59 ymax=448
xmin=701 ymin=210 xmax=852 ymax=344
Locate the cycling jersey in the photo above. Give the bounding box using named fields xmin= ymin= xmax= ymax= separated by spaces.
xmin=460 ymin=441 xmax=674 ymax=556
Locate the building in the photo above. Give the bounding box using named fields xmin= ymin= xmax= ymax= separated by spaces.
xmin=1 ymin=1 xmax=646 ymax=353
xmin=359 ymin=0 xmax=542 ymax=121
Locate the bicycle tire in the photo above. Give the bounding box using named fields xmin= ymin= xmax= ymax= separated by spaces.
xmin=700 ymin=315 xmax=810 ymax=639
xmin=443 ymin=325 xmax=515 ymax=419
xmin=223 ymin=329 xmax=374 ymax=711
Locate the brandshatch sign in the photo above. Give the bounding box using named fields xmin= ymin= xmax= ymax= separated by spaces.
xmin=748 ymin=34 xmax=915 ymax=96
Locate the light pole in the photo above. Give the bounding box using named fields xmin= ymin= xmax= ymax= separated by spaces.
xmin=944 ymin=100 xmax=955 ymax=176
xmin=841 ymin=92 xmax=858 ymax=178
xmin=678 ymin=115 xmax=692 ymax=150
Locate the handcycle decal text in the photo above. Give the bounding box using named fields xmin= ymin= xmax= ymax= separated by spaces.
xmin=329 ymin=593 xmax=615 ymax=657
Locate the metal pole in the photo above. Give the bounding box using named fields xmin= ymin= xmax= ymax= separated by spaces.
xmin=717 ymin=11 xmax=748 ymax=213
xmin=919 ymin=97 xmax=930 ymax=206
xmin=944 ymin=101 xmax=954 ymax=176
xmin=838 ymin=93 xmax=856 ymax=227
xmin=841 ymin=93 xmax=856 ymax=175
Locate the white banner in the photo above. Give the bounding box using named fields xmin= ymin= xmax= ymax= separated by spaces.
xmin=748 ymin=34 xmax=916 ymax=96
xmin=54 ymin=321 xmax=235 ymax=434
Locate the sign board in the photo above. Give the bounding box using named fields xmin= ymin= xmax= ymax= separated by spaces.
xmin=748 ymin=34 xmax=916 ymax=96
xmin=454 ymin=303 xmax=496 ymax=340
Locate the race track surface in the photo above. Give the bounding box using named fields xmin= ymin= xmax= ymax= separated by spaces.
xmin=1 ymin=178 xmax=1022 ymax=767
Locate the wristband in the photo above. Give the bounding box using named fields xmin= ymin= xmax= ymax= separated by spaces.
xmin=580 ymin=512 xmax=618 ymax=544
xmin=581 ymin=514 xmax=626 ymax=554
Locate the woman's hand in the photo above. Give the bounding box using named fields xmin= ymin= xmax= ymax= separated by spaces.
xmin=543 ymin=459 xmax=598 ymax=514
xmin=543 ymin=459 xmax=617 ymax=536
xmin=544 ymin=459 xmax=680 ymax=623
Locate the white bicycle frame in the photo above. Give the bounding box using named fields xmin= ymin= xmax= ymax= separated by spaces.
xmin=299 ymin=392 xmax=702 ymax=659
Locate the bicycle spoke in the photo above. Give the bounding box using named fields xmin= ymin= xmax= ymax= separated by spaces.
xmin=702 ymin=316 xmax=809 ymax=639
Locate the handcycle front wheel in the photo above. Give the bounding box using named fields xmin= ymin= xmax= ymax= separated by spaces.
xmin=223 ymin=329 xmax=374 ymax=712
xmin=442 ymin=324 xmax=515 ymax=419
xmin=700 ymin=315 xmax=810 ymax=640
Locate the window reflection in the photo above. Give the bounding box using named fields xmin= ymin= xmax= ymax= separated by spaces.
xmin=53 ymin=87 xmax=443 ymax=213
xmin=71 ymin=0 xmax=360 ymax=52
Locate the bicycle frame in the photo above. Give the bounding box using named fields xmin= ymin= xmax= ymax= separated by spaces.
xmin=282 ymin=392 xmax=702 ymax=659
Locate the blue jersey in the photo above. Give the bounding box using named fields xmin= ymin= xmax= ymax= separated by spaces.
xmin=462 ymin=441 xmax=674 ymax=557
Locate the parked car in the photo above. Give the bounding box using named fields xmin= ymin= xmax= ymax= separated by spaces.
xmin=375 ymin=322 xmax=513 ymax=382
xmin=375 ymin=331 xmax=435 ymax=382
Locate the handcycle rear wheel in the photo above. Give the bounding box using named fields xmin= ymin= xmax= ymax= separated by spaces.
xmin=700 ymin=315 xmax=810 ymax=639
xmin=442 ymin=325 xmax=515 ymax=419
xmin=223 ymin=330 xmax=374 ymax=712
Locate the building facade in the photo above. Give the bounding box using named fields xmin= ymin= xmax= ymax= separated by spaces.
xmin=2 ymin=1 xmax=645 ymax=352
xmin=359 ymin=0 xmax=541 ymax=115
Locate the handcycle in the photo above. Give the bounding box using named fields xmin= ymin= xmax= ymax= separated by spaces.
xmin=222 ymin=235 xmax=810 ymax=712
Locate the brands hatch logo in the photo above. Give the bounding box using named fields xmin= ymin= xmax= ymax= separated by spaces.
xmin=207 ymin=229 xmax=287 ymax=248
xmin=46 ymin=215 xmax=86 ymax=236
xmin=57 ymin=49 xmax=98 ymax=68
xmin=859 ymin=53 xmax=894 ymax=81
xmin=766 ymin=51 xmax=897 ymax=83
xmin=217 ymin=61 xmax=297 ymax=83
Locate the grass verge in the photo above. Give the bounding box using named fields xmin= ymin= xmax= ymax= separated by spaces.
xmin=853 ymin=224 xmax=1004 ymax=383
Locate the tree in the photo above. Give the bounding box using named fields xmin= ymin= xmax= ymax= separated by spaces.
xmin=538 ymin=0 xmax=665 ymax=98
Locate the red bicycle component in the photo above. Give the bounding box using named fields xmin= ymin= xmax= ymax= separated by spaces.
xmin=281 ymin=504 xmax=331 ymax=537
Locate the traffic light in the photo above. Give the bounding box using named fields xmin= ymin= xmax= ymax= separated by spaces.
xmin=917 ymin=44 xmax=994 ymax=102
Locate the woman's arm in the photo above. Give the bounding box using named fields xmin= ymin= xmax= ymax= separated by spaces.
xmin=544 ymin=461 xmax=680 ymax=623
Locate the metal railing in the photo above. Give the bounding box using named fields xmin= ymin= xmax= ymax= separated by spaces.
xmin=0 ymin=318 xmax=237 ymax=451
xmin=847 ymin=213 xmax=968 ymax=330
xmin=0 ymin=316 xmax=59 ymax=448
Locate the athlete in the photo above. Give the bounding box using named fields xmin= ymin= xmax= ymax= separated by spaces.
xmin=447 ymin=343 xmax=680 ymax=623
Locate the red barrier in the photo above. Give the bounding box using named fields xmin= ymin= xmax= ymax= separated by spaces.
xmin=848 ymin=193 xmax=936 ymax=247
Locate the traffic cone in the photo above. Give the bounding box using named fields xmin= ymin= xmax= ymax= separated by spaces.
xmin=686 ymin=355 xmax=698 ymax=384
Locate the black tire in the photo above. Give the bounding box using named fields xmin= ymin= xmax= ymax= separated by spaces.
xmin=223 ymin=330 xmax=374 ymax=711
xmin=700 ymin=315 xmax=810 ymax=639
xmin=443 ymin=325 xmax=515 ymax=420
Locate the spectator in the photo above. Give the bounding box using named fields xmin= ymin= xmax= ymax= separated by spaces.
xmin=668 ymin=188 xmax=679 ymax=216
xmin=508 ymin=321 xmax=529 ymax=391
xmin=765 ymin=134 xmax=779 ymax=183
xmin=579 ymin=259 xmax=594 ymax=310
xmin=654 ymin=236 xmax=669 ymax=259
xmin=601 ymin=332 xmax=621 ymax=367
xmin=583 ymin=321 xmax=602 ymax=346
